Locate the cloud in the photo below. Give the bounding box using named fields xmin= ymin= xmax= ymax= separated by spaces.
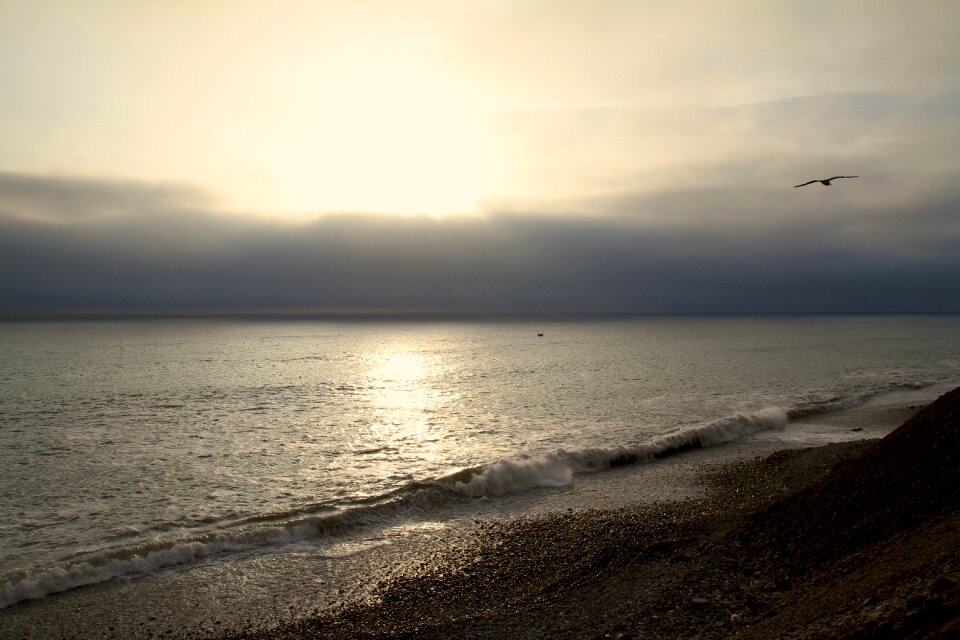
xmin=2 ymin=173 xmax=959 ymax=316
xmin=0 ymin=172 xmax=215 ymax=223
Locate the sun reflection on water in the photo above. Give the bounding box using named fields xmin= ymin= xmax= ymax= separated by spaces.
xmin=367 ymin=352 xmax=434 ymax=409
xmin=363 ymin=348 xmax=450 ymax=458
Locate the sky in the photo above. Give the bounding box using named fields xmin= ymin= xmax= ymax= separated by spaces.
xmin=2 ymin=0 xmax=960 ymax=316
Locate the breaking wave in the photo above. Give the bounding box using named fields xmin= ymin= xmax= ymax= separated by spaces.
xmin=786 ymin=377 xmax=934 ymax=421
xmin=0 ymin=485 xmax=452 ymax=610
xmin=0 ymin=404 xmax=796 ymax=610
xmin=6 ymin=370 xmax=953 ymax=611
xmin=445 ymin=406 xmax=787 ymax=497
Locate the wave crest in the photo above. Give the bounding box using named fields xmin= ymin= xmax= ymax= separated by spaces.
xmin=444 ymin=406 xmax=788 ymax=499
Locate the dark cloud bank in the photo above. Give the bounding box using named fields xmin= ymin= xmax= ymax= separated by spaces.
xmin=2 ymin=172 xmax=959 ymax=317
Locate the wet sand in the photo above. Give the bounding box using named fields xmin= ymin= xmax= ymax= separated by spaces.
xmin=208 ymin=441 xmax=876 ymax=639
xmin=3 ymin=388 xmax=957 ymax=639
xmin=216 ymin=388 xmax=960 ymax=639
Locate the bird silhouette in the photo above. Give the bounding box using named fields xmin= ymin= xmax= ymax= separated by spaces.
xmin=793 ymin=176 xmax=859 ymax=188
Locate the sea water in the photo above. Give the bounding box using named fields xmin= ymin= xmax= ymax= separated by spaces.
xmin=1 ymin=315 xmax=959 ymax=618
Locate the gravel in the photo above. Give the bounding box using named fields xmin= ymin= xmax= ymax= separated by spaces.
xmin=214 ymin=387 xmax=960 ymax=639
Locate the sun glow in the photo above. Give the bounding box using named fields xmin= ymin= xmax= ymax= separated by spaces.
xmin=244 ymin=66 xmax=499 ymax=218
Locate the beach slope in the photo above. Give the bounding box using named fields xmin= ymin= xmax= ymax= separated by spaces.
xmin=226 ymin=388 xmax=960 ymax=639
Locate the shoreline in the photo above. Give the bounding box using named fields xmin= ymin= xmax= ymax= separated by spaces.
xmin=214 ymin=440 xmax=878 ymax=640
xmin=2 ymin=388 xmax=955 ymax=639
xmin=218 ymin=388 xmax=959 ymax=639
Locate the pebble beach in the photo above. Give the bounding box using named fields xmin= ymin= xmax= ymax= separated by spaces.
xmin=3 ymin=389 xmax=958 ymax=640
xmin=216 ymin=388 xmax=960 ymax=639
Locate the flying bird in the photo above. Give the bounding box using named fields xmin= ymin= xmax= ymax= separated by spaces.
xmin=793 ymin=176 xmax=859 ymax=188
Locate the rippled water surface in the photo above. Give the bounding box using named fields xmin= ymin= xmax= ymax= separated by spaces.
xmin=2 ymin=315 xmax=959 ymax=607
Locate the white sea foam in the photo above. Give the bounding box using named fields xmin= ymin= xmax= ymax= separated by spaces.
xmin=0 ymin=525 xmax=315 ymax=609
xmin=675 ymin=406 xmax=788 ymax=447
xmin=449 ymin=454 xmax=575 ymax=497
xmin=3 ymin=315 xmax=957 ymax=612
xmin=0 ymin=406 xmax=790 ymax=609
xmin=0 ymin=500 xmax=407 ymax=610
xmin=448 ymin=406 xmax=788 ymax=499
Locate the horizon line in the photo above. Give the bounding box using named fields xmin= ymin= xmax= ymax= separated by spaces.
xmin=1 ymin=307 xmax=957 ymax=321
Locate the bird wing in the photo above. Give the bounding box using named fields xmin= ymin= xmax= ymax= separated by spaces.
xmin=793 ymin=180 xmax=818 ymax=188
xmin=826 ymin=175 xmax=858 ymax=181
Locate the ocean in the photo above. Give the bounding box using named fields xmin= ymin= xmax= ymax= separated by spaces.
xmin=1 ymin=315 xmax=959 ymax=635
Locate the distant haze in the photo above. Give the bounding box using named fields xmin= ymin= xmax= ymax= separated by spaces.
xmin=1 ymin=2 xmax=959 ymax=315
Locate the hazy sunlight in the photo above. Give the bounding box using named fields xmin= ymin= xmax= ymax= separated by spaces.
xmin=241 ymin=67 xmax=498 ymax=218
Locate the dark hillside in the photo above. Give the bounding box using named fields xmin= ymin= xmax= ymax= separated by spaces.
xmin=215 ymin=390 xmax=960 ymax=640
xmin=748 ymin=387 xmax=960 ymax=569
xmin=739 ymin=388 xmax=960 ymax=638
